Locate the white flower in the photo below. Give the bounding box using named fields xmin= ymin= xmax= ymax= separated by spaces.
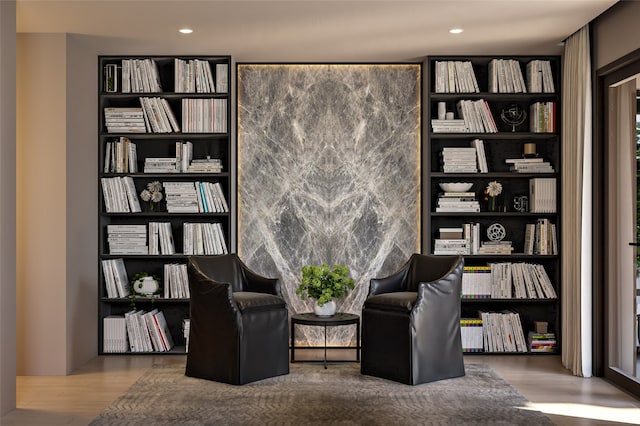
xmin=486 ymin=181 xmax=502 ymax=197
xmin=147 ymin=181 xmax=163 ymax=192
xmin=151 ymin=190 xmax=163 ymax=203
xmin=140 ymin=189 xmax=152 ymax=202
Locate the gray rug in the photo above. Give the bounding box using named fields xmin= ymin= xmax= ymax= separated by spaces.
xmin=89 ymin=362 xmax=553 ymax=425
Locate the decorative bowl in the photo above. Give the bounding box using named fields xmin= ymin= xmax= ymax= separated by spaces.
xmin=439 ymin=182 xmax=473 ymax=192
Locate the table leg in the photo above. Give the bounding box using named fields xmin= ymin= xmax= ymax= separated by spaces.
xmin=290 ymin=320 xmax=295 ymax=362
xmin=356 ymin=318 xmax=360 ymax=362
xmin=324 ymin=323 xmax=327 ymax=369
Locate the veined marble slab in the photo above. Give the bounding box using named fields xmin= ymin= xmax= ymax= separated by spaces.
xmin=238 ymin=64 xmax=420 ymax=346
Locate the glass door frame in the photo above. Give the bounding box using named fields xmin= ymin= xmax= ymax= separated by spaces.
xmin=595 ymin=47 xmax=640 ymax=398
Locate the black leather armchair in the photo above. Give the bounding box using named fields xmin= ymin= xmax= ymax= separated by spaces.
xmin=361 ymin=253 xmax=465 ymax=385
xmin=185 ymin=254 xmax=289 ymax=385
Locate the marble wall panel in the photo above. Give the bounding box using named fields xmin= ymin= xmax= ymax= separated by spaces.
xmin=237 ymin=64 xmax=420 ymax=346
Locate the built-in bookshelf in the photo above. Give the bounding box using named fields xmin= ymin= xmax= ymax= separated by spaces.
xmin=98 ymin=55 xmax=232 ymax=354
xmin=425 ymin=55 xmax=561 ymax=355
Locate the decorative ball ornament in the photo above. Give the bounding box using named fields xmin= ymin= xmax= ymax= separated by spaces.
xmin=487 ymin=223 xmax=506 ymax=241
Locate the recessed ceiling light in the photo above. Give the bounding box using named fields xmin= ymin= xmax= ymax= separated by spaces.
xmin=449 ymin=28 xmax=464 ymax=34
xmin=179 ymin=28 xmax=193 ymax=34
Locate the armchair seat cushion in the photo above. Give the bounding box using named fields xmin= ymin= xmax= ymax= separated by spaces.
xmin=363 ymin=292 xmax=417 ymax=312
xmin=233 ymin=292 xmax=287 ymax=312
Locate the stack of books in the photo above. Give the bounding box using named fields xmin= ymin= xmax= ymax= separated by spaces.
xmin=434 ymin=227 xmax=469 ymax=255
xmin=436 ymin=191 xmax=479 ymax=212
xmin=528 ymin=331 xmax=557 ymax=352
xmin=506 ymin=157 xmax=554 ymax=173
xmin=188 ymin=157 xmax=223 ymax=173
xmin=143 ymin=157 xmax=178 ymax=173
xmin=107 ymin=224 xmax=148 ymax=255
xmin=441 ymin=147 xmax=477 ymax=173
xmin=431 ymin=118 xmax=468 ymax=133
xmin=104 ymin=107 xmax=146 ymax=133
xmin=163 ymin=182 xmax=200 ymax=213
xmin=478 ymin=240 xmax=513 ymax=254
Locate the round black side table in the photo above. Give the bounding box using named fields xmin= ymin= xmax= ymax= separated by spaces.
xmin=290 ymin=312 xmax=360 ymax=369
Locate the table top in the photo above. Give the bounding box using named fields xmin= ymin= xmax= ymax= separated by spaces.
xmin=291 ymin=312 xmax=360 ymax=326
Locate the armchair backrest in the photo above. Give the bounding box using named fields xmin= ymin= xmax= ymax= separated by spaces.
xmin=406 ymin=254 xmax=463 ymax=292
xmin=188 ymin=254 xmax=246 ymax=292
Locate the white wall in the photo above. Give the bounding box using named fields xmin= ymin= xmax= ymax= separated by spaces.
xmin=0 ymin=0 xmax=17 ymax=416
xmin=16 ymin=34 xmax=68 ymax=375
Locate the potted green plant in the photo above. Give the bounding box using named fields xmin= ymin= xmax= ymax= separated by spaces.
xmin=296 ymin=263 xmax=355 ymax=317
xmin=129 ymin=272 xmax=162 ymax=310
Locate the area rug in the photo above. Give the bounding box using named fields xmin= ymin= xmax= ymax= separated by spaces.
xmin=89 ymin=362 xmax=552 ymax=425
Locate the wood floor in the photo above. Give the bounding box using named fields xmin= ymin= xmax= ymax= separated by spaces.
xmin=2 ymin=353 xmax=640 ymax=425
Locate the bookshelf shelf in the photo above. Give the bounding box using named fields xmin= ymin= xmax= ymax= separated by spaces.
xmin=426 ymin=55 xmax=561 ymax=355
xmin=98 ymin=55 xmax=233 ymax=355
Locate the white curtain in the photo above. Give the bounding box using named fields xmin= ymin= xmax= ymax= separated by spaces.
xmin=561 ymin=25 xmax=592 ymax=377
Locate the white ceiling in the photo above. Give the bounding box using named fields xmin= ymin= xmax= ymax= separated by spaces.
xmin=16 ymin=0 xmax=619 ymax=61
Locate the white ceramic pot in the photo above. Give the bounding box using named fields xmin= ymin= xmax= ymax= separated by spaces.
xmin=314 ymin=300 xmax=336 ymax=317
xmin=135 ymin=276 xmax=159 ymax=295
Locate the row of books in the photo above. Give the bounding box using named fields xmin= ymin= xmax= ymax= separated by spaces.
xmin=104 ymin=137 xmax=138 ymax=173
xmin=140 ymin=97 xmax=181 ymax=133
xmin=530 ymin=101 xmax=557 ymax=133
xmin=440 ymin=147 xmax=478 ymax=173
xmin=524 ymin=218 xmax=558 ymax=255
xmin=106 ymin=223 xmax=227 ymax=255
xmin=456 ymin=99 xmax=498 ymax=133
xmin=104 ymin=107 xmax=146 ymax=133
xmin=174 ymin=59 xmax=228 ymax=93
xmin=433 ymin=59 xmax=555 ymax=94
xmin=460 ymin=316 xmax=556 ymax=353
xmin=183 ymin=222 xmax=229 ymax=255
xmin=529 ymin=177 xmax=557 ymax=213
xmin=182 ymin=98 xmax=228 ymax=133
xmin=163 ymin=181 xmax=229 ymax=213
xmin=164 ymin=263 xmax=190 ymax=299
xmin=183 ymin=319 xmax=191 ymax=353
xmin=101 ymin=258 xmax=130 ymax=298
xmin=463 ymin=262 xmax=557 ymax=299
xmin=488 ymin=58 xmax=527 ymax=93
xmin=121 ymin=58 xmax=162 ymax=93
xmin=148 ymin=222 xmax=176 ymax=255
xmin=101 ymin=176 xmax=141 ymax=213
xmin=433 ymin=60 xmax=480 ymax=93
xmin=102 ymin=258 xmax=189 ymax=300
xmin=143 ymin=149 xmax=223 ymax=174
xmin=527 ymin=60 xmax=556 ymax=93
xmin=102 ymin=309 xmax=175 ymax=353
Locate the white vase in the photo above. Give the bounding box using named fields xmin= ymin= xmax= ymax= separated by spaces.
xmin=135 ymin=276 xmax=159 ymax=295
xmin=314 ymin=300 xmax=336 ymax=317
